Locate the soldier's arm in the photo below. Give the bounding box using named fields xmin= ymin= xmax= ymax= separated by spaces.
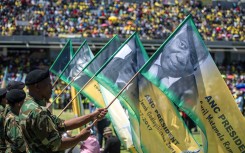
xmin=64 ymin=108 xmax=107 ymax=130
xmin=58 ymin=126 xmax=91 ymax=151
xmin=34 ymin=110 xmax=92 ymax=151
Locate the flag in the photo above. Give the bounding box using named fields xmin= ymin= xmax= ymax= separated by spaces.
xmin=85 ymin=33 xmax=199 ymax=153
xmin=60 ymin=36 xmax=120 ymax=109
xmin=85 ymin=33 xmax=148 ymax=118
xmin=60 ymin=36 xmax=134 ymax=149
xmin=50 ymin=39 xmax=73 ymax=77
xmin=84 ymin=33 xmax=144 ymax=152
xmin=141 ymin=15 xmax=245 ymax=153
xmin=137 ymin=74 xmax=200 ymax=152
xmin=1 ymin=67 xmax=8 ymax=88
xmin=71 ymin=87 xmax=81 ymax=117
xmin=100 ymin=86 xmax=133 ymax=149
xmin=70 ymin=86 xmax=84 ymax=132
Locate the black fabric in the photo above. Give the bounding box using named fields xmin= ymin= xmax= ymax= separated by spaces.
xmin=6 ymin=89 xmax=26 ymax=104
xmin=0 ymin=88 xmax=7 ymax=97
xmin=103 ymin=136 xmax=121 ymax=153
xmin=7 ymin=81 xmax=25 ymax=91
xmin=25 ymin=69 xmax=50 ymax=85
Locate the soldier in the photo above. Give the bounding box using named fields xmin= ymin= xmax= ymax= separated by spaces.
xmin=19 ymin=69 xmax=107 ymax=152
xmin=5 ymin=89 xmax=27 ymax=153
xmin=4 ymin=81 xmax=26 ymax=118
xmin=6 ymin=81 xmax=25 ymax=91
xmin=5 ymin=80 xmax=26 ymax=120
xmin=0 ymin=88 xmax=7 ymax=152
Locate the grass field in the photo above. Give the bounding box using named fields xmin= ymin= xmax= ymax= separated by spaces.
xmin=53 ymin=109 xmax=202 ymax=153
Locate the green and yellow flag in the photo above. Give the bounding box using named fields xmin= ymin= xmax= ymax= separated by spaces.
xmin=85 ymin=33 xmax=200 ymax=153
xmin=141 ymin=15 xmax=245 ymax=153
xmin=50 ymin=39 xmax=73 ymax=80
xmin=100 ymin=86 xmax=133 ymax=149
xmin=60 ymin=37 xmax=120 ymax=109
xmin=60 ymin=36 xmax=134 ymax=149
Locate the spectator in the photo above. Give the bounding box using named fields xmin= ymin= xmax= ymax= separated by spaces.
xmin=95 ymin=118 xmax=111 ymax=148
xmin=62 ymin=130 xmax=81 ymax=153
xmin=80 ymin=130 xmax=100 ymax=153
xmin=101 ymin=127 xmax=121 ymax=153
xmin=0 ymin=1 xmax=244 ymax=41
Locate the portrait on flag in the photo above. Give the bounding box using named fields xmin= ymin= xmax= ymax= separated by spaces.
xmin=142 ymin=15 xmax=245 ymax=152
xmin=67 ymin=44 xmax=92 ymax=82
xmin=147 ymin=23 xmax=209 ymax=109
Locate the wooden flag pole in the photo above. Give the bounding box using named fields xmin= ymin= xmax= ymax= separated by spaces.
xmin=90 ymin=71 xmax=140 ymax=126
xmin=51 ymin=77 xmax=60 ymax=88
xmin=57 ymin=74 xmax=96 ymax=117
xmin=47 ymin=69 xmax=85 ymax=109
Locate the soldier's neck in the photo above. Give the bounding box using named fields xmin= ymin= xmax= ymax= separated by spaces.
xmin=11 ymin=106 xmax=20 ymax=115
xmin=29 ymin=91 xmax=43 ymax=102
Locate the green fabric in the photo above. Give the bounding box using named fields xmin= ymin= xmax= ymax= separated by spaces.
xmin=0 ymin=105 xmax=6 ymax=152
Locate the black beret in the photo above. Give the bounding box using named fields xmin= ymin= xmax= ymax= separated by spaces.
xmin=7 ymin=81 xmax=25 ymax=91
xmin=25 ymin=69 xmax=50 ymax=85
xmin=6 ymin=89 xmax=26 ymax=104
xmin=0 ymin=88 xmax=7 ymax=97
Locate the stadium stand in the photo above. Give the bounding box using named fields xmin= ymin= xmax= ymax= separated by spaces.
xmin=0 ymin=0 xmax=244 ymax=115
xmin=0 ymin=0 xmax=244 ymax=41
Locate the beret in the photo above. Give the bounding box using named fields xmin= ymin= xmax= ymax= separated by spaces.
xmin=7 ymin=81 xmax=25 ymax=91
xmin=25 ymin=69 xmax=50 ymax=85
xmin=6 ymin=89 xmax=26 ymax=104
xmin=0 ymin=88 xmax=7 ymax=97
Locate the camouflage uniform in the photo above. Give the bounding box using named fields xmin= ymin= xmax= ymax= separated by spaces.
xmin=0 ymin=104 xmax=10 ymax=152
xmin=0 ymin=104 xmax=6 ymax=152
xmin=4 ymin=109 xmax=26 ymax=153
xmin=19 ymin=96 xmax=66 ymax=153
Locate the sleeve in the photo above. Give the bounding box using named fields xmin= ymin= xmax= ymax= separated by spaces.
xmin=49 ymin=111 xmax=66 ymax=133
xmin=5 ymin=117 xmax=26 ymax=152
xmin=33 ymin=110 xmax=62 ymax=152
xmin=0 ymin=114 xmax=6 ymax=150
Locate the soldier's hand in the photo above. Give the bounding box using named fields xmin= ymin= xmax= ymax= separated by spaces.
xmin=80 ymin=126 xmax=91 ymax=141
xmin=92 ymin=108 xmax=108 ymax=121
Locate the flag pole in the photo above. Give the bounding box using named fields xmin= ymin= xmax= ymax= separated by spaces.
xmin=49 ymin=36 xmax=120 ymax=108
xmin=56 ymin=34 xmax=136 ymax=116
xmin=52 ymin=77 xmax=60 ymax=88
xmin=66 ymin=70 xmax=139 ymax=149
xmin=57 ymin=74 xmax=96 ymax=117
xmin=90 ymin=71 xmax=140 ymax=126
xmin=47 ymin=69 xmax=85 ymax=108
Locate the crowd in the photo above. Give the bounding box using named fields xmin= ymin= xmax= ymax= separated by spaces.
xmin=0 ymin=59 xmax=244 ymax=153
xmin=0 ymin=0 xmax=244 ymax=41
xmin=0 ymin=1 xmax=244 ymax=152
xmin=0 ymin=53 xmax=245 ymax=115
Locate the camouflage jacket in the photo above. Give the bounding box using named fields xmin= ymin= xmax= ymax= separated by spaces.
xmin=0 ymin=104 xmax=6 ymax=152
xmin=4 ymin=109 xmax=26 ymax=153
xmin=0 ymin=104 xmax=10 ymax=152
xmin=19 ymin=96 xmax=66 ymax=153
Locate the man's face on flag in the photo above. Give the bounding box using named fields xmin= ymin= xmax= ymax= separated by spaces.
xmin=70 ymin=51 xmax=91 ymax=80
xmin=160 ymin=28 xmax=195 ymax=78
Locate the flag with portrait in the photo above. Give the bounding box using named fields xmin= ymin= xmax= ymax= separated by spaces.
xmin=85 ymin=33 xmax=200 ymax=153
xmin=60 ymin=36 xmax=134 ymax=149
xmin=141 ymin=15 xmax=245 ymax=153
